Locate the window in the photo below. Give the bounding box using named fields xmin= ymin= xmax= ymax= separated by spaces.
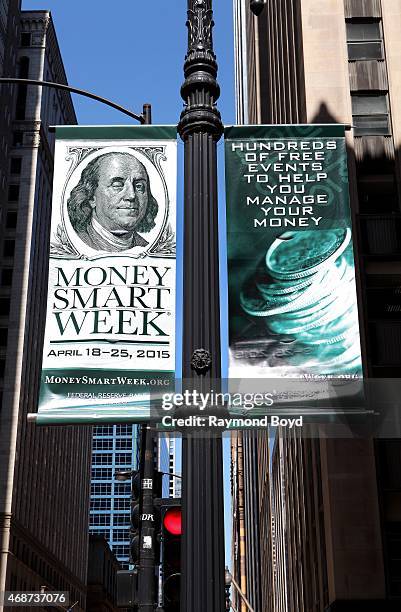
xmin=90 ymin=498 xmax=111 ymax=510
xmin=116 ymin=438 xmax=132 ymax=450
xmin=114 ymin=482 xmax=131 ymax=495
xmin=115 ymin=453 xmax=131 ymax=466
xmin=20 ymin=33 xmax=31 ymax=47
xmin=0 ymin=328 xmax=8 ymax=346
xmin=112 ymin=545 xmax=129 ymax=557
xmin=91 ymin=483 xmax=112 ymax=496
xmin=113 ymin=498 xmax=130 ymax=510
xmin=94 ymin=425 xmax=114 ymax=436
xmin=113 ymin=514 xmax=130 ymax=526
xmin=12 ymin=131 xmax=23 ymax=146
xmin=10 ymin=158 xmax=22 ymax=174
xmin=116 ymin=425 xmax=132 ymax=436
xmin=1 ymin=269 xmax=13 ymax=286
xmin=7 ymin=185 xmax=19 ymax=202
xmin=346 ymin=20 xmax=383 ymax=60
xmin=92 ymin=529 xmax=109 ymax=538
xmin=6 ymin=211 xmax=17 ymax=229
xmin=111 ymin=528 xmax=129 ymax=542
xmin=89 ymin=513 xmax=110 ymax=526
xmin=0 ymin=298 xmax=11 ymax=315
xmin=92 ymin=453 xmax=113 ymax=465
xmin=3 ymin=241 xmax=15 ymax=257
xmin=352 ymin=94 xmax=390 ymax=136
xmin=91 ymin=468 xmax=112 ymax=480
xmin=93 ymin=438 xmax=113 ymax=451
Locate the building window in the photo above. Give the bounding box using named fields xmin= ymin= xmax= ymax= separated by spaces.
xmin=116 ymin=425 xmax=132 ymax=436
xmin=113 ymin=514 xmax=130 ymax=526
xmin=12 ymin=131 xmax=23 ymax=146
xmin=346 ymin=20 xmax=383 ymax=60
xmin=116 ymin=438 xmax=132 ymax=450
xmin=92 ymin=453 xmax=113 ymax=465
xmin=115 ymin=453 xmax=131 ymax=466
xmin=352 ymin=94 xmax=390 ymax=136
xmin=0 ymin=298 xmax=11 ymax=316
xmin=10 ymin=158 xmax=22 ymax=174
xmin=91 ymin=467 xmax=112 ymax=480
xmin=0 ymin=328 xmax=8 ymax=346
xmin=114 ymin=482 xmax=131 ymax=495
xmin=111 ymin=528 xmax=129 ymax=542
xmin=89 ymin=513 xmax=111 ymax=526
xmin=1 ymin=269 xmax=13 ymax=286
xmin=91 ymin=483 xmax=112 ymax=496
xmin=6 ymin=211 xmax=18 ymax=229
xmin=3 ymin=241 xmax=15 ymax=258
xmin=93 ymin=439 xmax=113 ymax=451
xmin=0 ymin=359 xmax=5 ymax=377
xmin=7 ymin=185 xmax=19 ymax=202
xmin=93 ymin=425 xmax=114 ymax=436
xmin=113 ymin=498 xmax=130 ymax=510
xmin=90 ymin=498 xmax=111 ymax=510
xmin=20 ymin=33 xmax=31 ymax=47
xmin=112 ymin=545 xmax=129 ymax=557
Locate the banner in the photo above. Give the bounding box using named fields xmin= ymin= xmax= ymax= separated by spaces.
xmin=37 ymin=126 xmax=177 ymax=423
xmin=225 ymin=125 xmax=362 ymax=381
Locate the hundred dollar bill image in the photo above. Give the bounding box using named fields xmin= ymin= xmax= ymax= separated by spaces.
xmin=224 ymin=125 xmax=363 ymax=381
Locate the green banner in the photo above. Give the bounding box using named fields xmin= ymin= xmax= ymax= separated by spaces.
xmin=36 ymin=125 xmax=177 ymax=423
xmin=224 ymin=124 xmax=362 ymax=380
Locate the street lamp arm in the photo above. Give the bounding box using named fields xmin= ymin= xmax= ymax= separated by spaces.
xmin=229 ymin=575 xmax=255 ymax=612
xmin=0 ymin=77 xmax=148 ymax=123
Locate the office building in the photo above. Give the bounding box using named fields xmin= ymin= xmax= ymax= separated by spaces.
xmin=231 ymin=1 xmax=401 ymax=610
xmin=0 ymin=10 xmax=92 ymax=610
xmin=90 ymin=425 xmax=139 ymax=569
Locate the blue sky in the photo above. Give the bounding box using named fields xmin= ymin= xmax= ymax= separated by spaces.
xmin=21 ymin=0 xmax=236 ymax=565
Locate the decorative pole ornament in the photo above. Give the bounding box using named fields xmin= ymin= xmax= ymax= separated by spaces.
xmin=178 ymin=0 xmax=225 ymax=610
xmin=249 ymin=0 xmax=266 ymax=16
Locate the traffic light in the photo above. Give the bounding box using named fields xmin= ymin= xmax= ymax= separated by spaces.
xmin=161 ymin=500 xmax=182 ymax=612
xmin=130 ymin=471 xmax=142 ymax=565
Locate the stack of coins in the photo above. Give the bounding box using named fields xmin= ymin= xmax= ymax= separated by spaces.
xmin=240 ymin=228 xmax=361 ymax=375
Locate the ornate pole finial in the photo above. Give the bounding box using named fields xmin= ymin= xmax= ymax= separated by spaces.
xmin=178 ymin=0 xmax=223 ymax=139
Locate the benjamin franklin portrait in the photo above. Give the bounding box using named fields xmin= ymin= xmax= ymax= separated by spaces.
xmin=67 ymin=151 xmax=158 ymax=252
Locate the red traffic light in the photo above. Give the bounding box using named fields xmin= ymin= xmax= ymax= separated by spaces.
xmin=163 ymin=507 xmax=182 ymax=536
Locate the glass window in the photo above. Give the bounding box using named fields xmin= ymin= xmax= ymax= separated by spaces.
xmin=113 ymin=498 xmax=130 ymax=510
xmin=0 ymin=359 xmax=5 ymax=377
xmin=112 ymin=528 xmax=129 ymax=542
xmin=114 ymin=482 xmax=131 ymax=495
xmin=93 ymin=425 xmax=114 ymax=436
xmin=92 ymin=453 xmax=113 ymax=465
xmin=3 ymin=240 xmax=15 ymax=258
xmin=113 ymin=514 xmax=130 ymax=526
xmin=346 ymin=20 xmax=383 ymax=60
xmin=12 ymin=132 xmax=23 ymax=146
xmin=93 ymin=439 xmax=113 ymax=451
xmin=90 ymin=498 xmax=111 ymax=510
xmin=116 ymin=438 xmax=132 ymax=450
xmin=116 ymin=425 xmax=132 ymax=436
xmin=0 ymin=328 xmax=8 ymax=346
xmin=1 ymin=269 xmax=13 ymax=286
xmin=91 ymin=483 xmax=112 ymax=496
xmin=20 ymin=33 xmax=31 ymax=47
xmin=6 ymin=211 xmax=17 ymax=229
xmin=0 ymin=298 xmax=10 ymax=315
xmin=91 ymin=467 xmax=112 ymax=480
xmin=89 ymin=513 xmax=110 ymax=526
xmin=10 ymin=158 xmax=22 ymax=174
xmin=352 ymin=94 xmax=390 ymax=136
xmin=7 ymin=185 xmax=19 ymax=202
xmin=115 ymin=453 xmax=131 ymax=466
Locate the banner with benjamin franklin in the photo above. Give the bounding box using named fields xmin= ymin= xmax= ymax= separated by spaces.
xmin=225 ymin=124 xmax=363 ymax=381
xmin=37 ymin=126 xmax=177 ymax=423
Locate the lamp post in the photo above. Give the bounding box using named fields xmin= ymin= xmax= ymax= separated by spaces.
xmin=178 ymin=1 xmax=225 ymax=611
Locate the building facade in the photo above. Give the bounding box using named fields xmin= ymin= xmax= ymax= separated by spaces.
xmin=0 ymin=10 xmax=92 ymax=610
xmin=232 ymin=1 xmax=401 ymax=610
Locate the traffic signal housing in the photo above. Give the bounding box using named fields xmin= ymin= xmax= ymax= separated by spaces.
xmin=161 ymin=499 xmax=182 ymax=612
xmin=129 ymin=471 xmax=142 ymax=565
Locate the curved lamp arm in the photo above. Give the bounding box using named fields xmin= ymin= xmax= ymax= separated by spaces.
xmin=0 ymin=77 xmax=149 ymax=123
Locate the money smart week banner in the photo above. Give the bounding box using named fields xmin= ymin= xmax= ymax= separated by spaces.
xmin=225 ymin=125 xmax=362 ymax=381
xmin=37 ymin=126 xmax=177 ymax=423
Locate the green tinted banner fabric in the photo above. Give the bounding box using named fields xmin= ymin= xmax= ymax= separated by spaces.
xmin=224 ymin=124 xmax=362 ymax=379
xmin=36 ymin=126 xmax=177 ymax=424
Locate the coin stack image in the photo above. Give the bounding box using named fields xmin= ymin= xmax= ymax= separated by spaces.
xmin=240 ymin=228 xmax=361 ymax=376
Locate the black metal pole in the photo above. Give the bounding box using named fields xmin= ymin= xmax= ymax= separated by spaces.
xmin=137 ymin=426 xmax=157 ymax=612
xmin=178 ymin=1 xmax=225 ymax=611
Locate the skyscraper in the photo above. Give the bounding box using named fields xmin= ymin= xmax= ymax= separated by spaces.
xmin=232 ymin=1 xmax=401 ymax=610
xmin=0 ymin=10 xmax=91 ymax=609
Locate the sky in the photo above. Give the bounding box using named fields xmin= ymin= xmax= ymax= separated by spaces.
xmin=21 ymin=0 xmax=236 ymax=565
